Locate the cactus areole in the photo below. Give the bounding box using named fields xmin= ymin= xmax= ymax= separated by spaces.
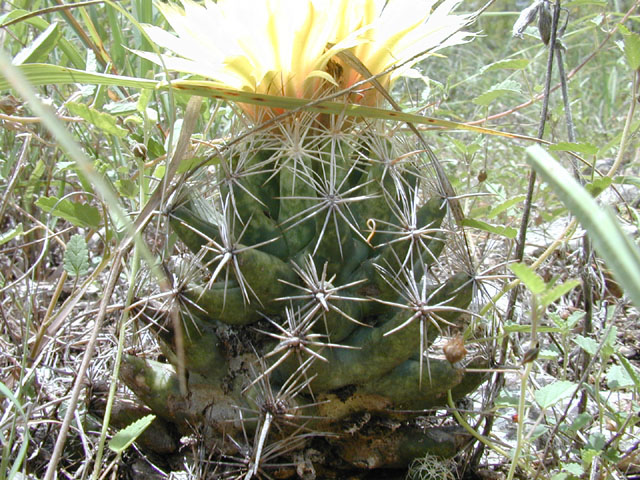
xmin=120 ymin=0 xmax=487 ymax=476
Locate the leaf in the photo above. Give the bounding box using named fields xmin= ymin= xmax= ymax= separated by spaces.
xmin=606 ymin=364 xmax=635 ymax=390
xmin=587 ymin=432 xmax=606 ymax=451
xmin=567 ymin=412 xmax=592 ymax=432
xmin=462 ymin=218 xmax=517 ymax=238
xmin=487 ymin=195 xmax=526 ymax=219
xmin=502 ymin=321 xmax=562 ymax=334
xmin=115 ymin=179 xmax=138 ymax=199
xmin=509 ymin=262 xmax=546 ymax=295
xmin=563 ymin=463 xmax=584 ymax=476
xmin=12 ymin=22 xmax=61 ymax=65
xmin=0 ymin=223 xmax=24 ymax=246
xmin=615 ymin=175 xmax=640 ymax=188
xmin=574 ymin=335 xmax=598 ymax=356
xmin=36 ymin=196 xmax=101 ymax=229
xmin=535 ymin=380 xmax=577 ymax=409
xmin=482 ymin=58 xmax=531 ymax=72
xmin=64 ymin=234 xmax=89 ymax=277
xmin=619 ymin=25 xmax=640 ymax=70
xmin=584 ymin=177 xmax=612 ymax=197
xmin=473 ymin=79 xmax=523 ymax=106
xmin=526 ymin=145 xmax=640 ymax=309
xmin=108 ymin=414 xmax=156 ymax=454
xmin=176 ymin=156 xmax=219 ymax=174
xmin=617 ymin=354 xmax=640 ymax=389
xmin=549 ymin=142 xmax=598 ymax=155
xmin=581 ymin=448 xmax=600 ymax=466
xmin=540 ymin=279 xmax=580 ymax=307
xmin=602 ymin=326 xmax=617 ymax=358
xmin=66 ymin=101 xmax=128 ymax=138
xmin=0 ymin=64 xmax=541 ymax=143
xmin=0 ymin=380 xmax=30 ymax=478
xmin=564 ymin=0 xmax=607 ymax=6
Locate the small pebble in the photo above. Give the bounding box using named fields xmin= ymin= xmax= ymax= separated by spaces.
xmin=619 ymin=345 xmax=636 ymax=358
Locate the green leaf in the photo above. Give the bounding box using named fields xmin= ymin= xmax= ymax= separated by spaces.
xmin=36 ymin=196 xmax=101 ymax=229
xmin=1 ymin=9 xmax=50 ymax=29
xmin=462 ymin=218 xmax=517 ymax=238
xmin=473 ymin=79 xmax=522 ymax=106
xmin=63 ymin=234 xmax=89 ymax=277
xmin=564 ymin=0 xmax=606 ymax=6
xmin=0 ymin=223 xmax=24 ymax=246
xmin=581 ymin=448 xmax=600 ymax=466
xmin=502 ymin=321 xmax=562 ymax=334
xmin=540 ymin=279 xmax=580 ymax=307
xmin=509 ymin=262 xmax=546 ymax=295
xmin=66 ymin=101 xmax=128 ymax=138
xmin=526 ymin=145 xmax=640 ymax=309
xmin=567 ymin=412 xmax=592 ymax=432
xmin=563 ymin=463 xmax=584 ymax=476
xmin=495 ymin=394 xmax=520 ymax=407
xmin=602 ymin=326 xmax=617 ymax=358
xmin=115 ymin=179 xmax=138 ymax=199
xmin=137 ymin=88 xmax=153 ymax=112
xmin=108 ymin=414 xmax=156 ymax=454
xmin=617 ymin=353 xmax=640 ymax=388
xmin=176 ymin=156 xmax=219 ymax=174
xmin=584 ymin=177 xmax=612 ymax=197
xmin=535 ymin=380 xmax=577 ymax=409
xmin=0 ymin=64 xmax=539 ymax=143
xmin=12 ymin=22 xmax=61 ymax=65
xmin=487 ymin=195 xmax=526 ymax=219
xmin=587 ymin=432 xmax=606 ymax=451
xmin=0 ymin=380 xmax=30 ymax=478
xmin=548 ymin=142 xmax=598 ymax=155
xmin=619 ymin=25 xmax=640 ymax=70
xmin=615 ymin=175 xmax=640 ymax=188
xmin=482 ymin=58 xmax=530 ymax=72
xmin=573 ymin=335 xmax=598 ymax=356
xmin=606 ymin=364 xmax=635 ymax=390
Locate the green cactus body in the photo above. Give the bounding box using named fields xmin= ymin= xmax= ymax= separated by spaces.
xmin=157 ymin=317 xmax=227 ymax=382
xmin=123 ymin=119 xmax=486 ymax=474
xmin=273 ymin=272 xmax=473 ymax=392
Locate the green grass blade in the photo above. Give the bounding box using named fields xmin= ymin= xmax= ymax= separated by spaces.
xmin=0 ymin=381 xmax=30 ymax=480
xmin=0 ymin=63 xmax=157 ymax=89
xmin=0 ymin=64 xmax=541 ymax=142
xmin=526 ymin=144 xmax=640 ymax=308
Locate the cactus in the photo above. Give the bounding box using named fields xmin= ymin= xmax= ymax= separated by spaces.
xmin=116 ymin=0 xmax=487 ymax=476
xmin=120 ymin=114 xmax=487 ymax=476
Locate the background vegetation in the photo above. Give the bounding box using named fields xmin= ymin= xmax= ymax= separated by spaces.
xmin=0 ymin=0 xmax=639 ymax=479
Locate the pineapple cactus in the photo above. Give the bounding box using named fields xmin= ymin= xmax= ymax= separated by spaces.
xmin=117 ymin=0 xmax=487 ymax=476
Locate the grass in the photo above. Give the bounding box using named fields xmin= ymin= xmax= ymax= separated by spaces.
xmin=1 ymin=1 xmax=639 ymax=479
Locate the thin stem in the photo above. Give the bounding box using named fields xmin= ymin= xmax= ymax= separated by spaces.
xmin=507 ymin=296 xmax=540 ymax=480
xmin=477 ymin=1 xmax=564 ymax=467
xmin=505 ymin=0 xmax=563 ymax=323
xmin=447 ymin=390 xmax=533 ymax=475
xmin=506 ymin=361 xmax=534 ymax=480
xmin=557 ymin=42 xmax=596 ymax=413
xmin=44 ymin=250 xmax=126 ymax=480
xmin=91 ymin=246 xmax=141 ymax=479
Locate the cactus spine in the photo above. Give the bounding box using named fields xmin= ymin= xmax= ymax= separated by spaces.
xmin=121 ymin=114 xmax=485 ymax=476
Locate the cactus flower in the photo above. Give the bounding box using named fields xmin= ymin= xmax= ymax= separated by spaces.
xmin=138 ymin=0 xmax=473 ymax=110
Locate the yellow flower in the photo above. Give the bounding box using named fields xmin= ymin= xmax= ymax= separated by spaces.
xmin=139 ymin=0 xmax=473 ymax=112
xmin=336 ymin=0 xmax=474 ymax=105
